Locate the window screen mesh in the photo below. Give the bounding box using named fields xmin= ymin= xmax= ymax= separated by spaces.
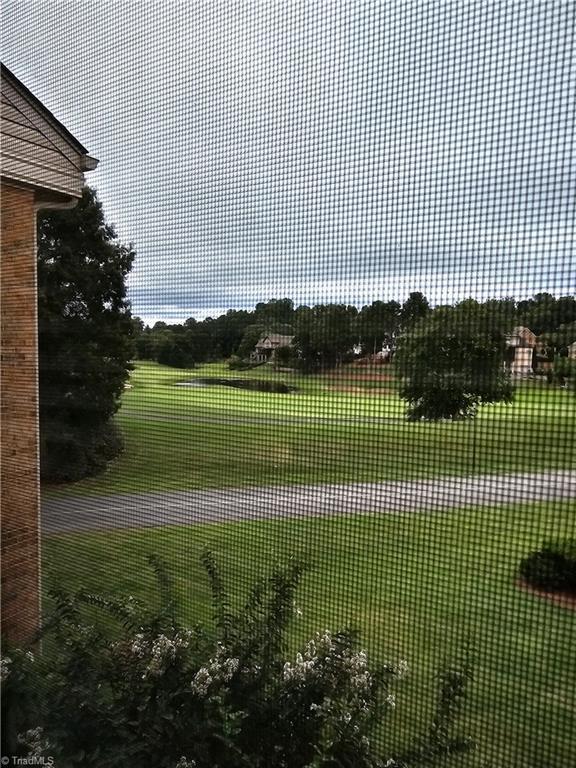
xmin=2 ymin=1 xmax=575 ymax=766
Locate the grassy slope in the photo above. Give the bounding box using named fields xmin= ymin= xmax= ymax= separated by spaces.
xmin=43 ymin=500 xmax=576 ymax=767
xmin=46 ymin=361 xmax=576 ymax=497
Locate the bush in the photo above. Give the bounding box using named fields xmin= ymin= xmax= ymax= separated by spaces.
xmin=2 ymin=553 xmax=476 ymax=768
xmin=519 ymin=539 xmax=576 ymax=592
xmin=40 ymin=420 xmax=123 ymax=483
xmin=273 ymin=345 xmax=297 ymax=368
xmin=1 ymin=647 xmax=42 ymax=758
xmin=227 ymin=355 xmax=255 ymax=370
xmin=549 ymin=356 xmax=576 ymax=389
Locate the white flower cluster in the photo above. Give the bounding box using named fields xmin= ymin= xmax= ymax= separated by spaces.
xmin=309 ymin=697 xmax=333 ymax=715
xmin=341 ymin=648 xmax=371 ymax=693
xmin=174 ymin=758 xmax=196 ymax=768
xmin=130 ymin=630 xmax=193 ymax=679
xmin=125 ymin=595 xmax=139 ymax=615
xmin=130 ymin=633 xmax=147 ymax=659
xmin=191 ymin=643 xmax=240 ymax=698
xmin=282 ymin=652 xmax=315 ymax=683
xmin=0 ymin=656 xmax=12 ymax=681
xmin=18 ymin=726 xmax=52 ymax=757
xmin=283 ymin=630 xmax=372 ymax=695
xmin=395 ymin=659 xmax=409 ymax=679
xmin=0 ymin=652 xmax=34 ymax=682
xmin=307 ymin=628 xmax=335 ymax=659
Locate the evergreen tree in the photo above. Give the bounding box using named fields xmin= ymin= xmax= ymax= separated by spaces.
xmin=400 ymin=291 xmax=430 ymax=329
xmin=37 ymin=187 xmax=135 ymax=482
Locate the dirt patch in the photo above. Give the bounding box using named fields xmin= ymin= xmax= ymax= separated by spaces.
xmin=322 ymin=371 xmax=395 ymax=383
xmin=330 ymin=386 xmax=394 ymax=396
xmin=516 ymin=579 xmax=576 ymax=612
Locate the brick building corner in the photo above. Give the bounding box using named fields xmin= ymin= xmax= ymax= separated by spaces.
xmin=1 ymin=64 xmax=97 ymax=644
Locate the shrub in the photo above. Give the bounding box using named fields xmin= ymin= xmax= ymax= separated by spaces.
xmin=227 ymin=355 xmax=255 ymax=370
xmin=2 ymin=553 xmax=476 ymax=768
xmin=519 ymin=539 xmax=576 ymax=592
xmin=549 ymin=356 xmax=576 ymax=389
xmin=1 ymin=646 xmax=43 ymax=758
xmin=273 ymin=345 xmax=297 ymax=369
xmin=40 ymin=420 xmax=123 ymax=483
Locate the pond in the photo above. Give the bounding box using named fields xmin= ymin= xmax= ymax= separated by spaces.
xmin=175 ymin=378 xmax=297 ymax=394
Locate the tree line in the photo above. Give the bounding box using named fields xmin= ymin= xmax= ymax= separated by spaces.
xmin=132 ymin=294 xmax=430 ymax=369
xmin=133 ymin=292 xmax=576 ymax=372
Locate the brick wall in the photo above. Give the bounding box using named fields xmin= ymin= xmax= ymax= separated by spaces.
xmin=1 ymin=182 xmax=40 ymax=645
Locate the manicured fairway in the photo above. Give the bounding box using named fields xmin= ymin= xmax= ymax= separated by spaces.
xmin=43 ymin=500 xmax=576 ymax=767
xmin=46 ymin=361 xmax=576 ymax=497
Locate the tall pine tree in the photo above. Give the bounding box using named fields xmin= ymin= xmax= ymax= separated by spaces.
xmin=37 ymin=187 xmax=135 ymax=482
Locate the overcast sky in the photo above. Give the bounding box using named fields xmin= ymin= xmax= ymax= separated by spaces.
xmin=2 ymin=0 xmax=574 ymax=323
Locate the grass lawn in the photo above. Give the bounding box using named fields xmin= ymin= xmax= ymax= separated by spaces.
xmin=43 ymin=500 xmax=576 ymax=767
xmin=45 ymin=360 xmax=576 ymax=497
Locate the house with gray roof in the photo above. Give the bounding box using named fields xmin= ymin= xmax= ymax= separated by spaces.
xmin=252 ymin=333 xmax=295 ymax=362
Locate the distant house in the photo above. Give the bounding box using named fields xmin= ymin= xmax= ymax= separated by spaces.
xmin=507 ymin=326 xmax=537 ymax=349
xmin=506 ymin=326 xmax=537 ymax=375
xmin=252 ymin=333 xmax=294 ymax=362
xmin=352 ymin=343 xmax=392 ymax=361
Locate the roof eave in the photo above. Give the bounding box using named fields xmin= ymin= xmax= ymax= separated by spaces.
xmin=1 ymin=63 xmax=93 ymax=157
xmin=80 ymin=155 xmax=99 ymax=171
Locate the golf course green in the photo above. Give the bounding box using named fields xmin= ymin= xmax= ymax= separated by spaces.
xmin=45 ymin=360 xmax=576 ymax=497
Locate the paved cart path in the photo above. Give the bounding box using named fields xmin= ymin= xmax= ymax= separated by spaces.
xmin=42 ymin=470 xmax=576 ymax=535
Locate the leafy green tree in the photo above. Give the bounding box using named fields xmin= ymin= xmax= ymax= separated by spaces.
xmin=205 ymin=310 xmax=253 ymax=358
xmin=517 ymin=293 xmax=576 ymax=336
xmin=356 ymin=300 xmax=401 ymax=353
xmin=253 ymin=297 xmax=295 ymax=327
xmin=482 ymin=297 xmax=517 ymax=330
xmin=37 ymin=187 xmax=135 ymax=482
xmin=182 ymin=317 xmax=213 ymax=362
xmin=237 ymin=323 xmax=267 ymax=360
xmin=400 ymin=291 xmax=430 ymax=330
xmin=396 ymin=300 xmax=513 ymax=420
xmin=294 ymin=304 xmax=357 ymax=371
xmin=132 ymin=317 xmax=154 ymax=360
xmin=155 ymin=328 xmax=195 ymax=369
xmin=133 ymin=325 xmax=152 ymax=360
xmin=539 ymin=320 xmax=576 ymax=357
xmin=273 ymin=343 xmax=296 ymax=368
xmin=549 ymin=356 xmax=576 ymax=390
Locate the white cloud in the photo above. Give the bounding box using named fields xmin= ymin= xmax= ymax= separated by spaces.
xmin=3 ymin=0 xmax=574 ymax=321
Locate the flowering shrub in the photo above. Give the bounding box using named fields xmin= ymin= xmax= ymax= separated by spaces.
xmin=1 ymin=647 xmax=40 ymax=758
xmin=1 ymin=552 xmax=475 ymax=767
